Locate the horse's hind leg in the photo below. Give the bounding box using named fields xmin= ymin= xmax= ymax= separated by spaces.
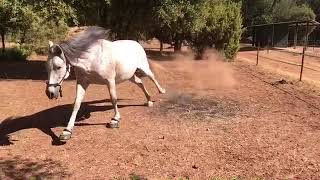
xmin=106 ymin=79 xmax=121 ymax=128
xmin=130 ymin=75 xmax=153 ymax=107
xmin=139 ymin=67 xmax=166 ymax=94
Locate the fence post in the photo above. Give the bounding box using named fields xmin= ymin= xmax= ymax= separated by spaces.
xmin=300 ymin=22 xmax=309 ymax=81
xmin=271 ymin=24 xmax=274 ymax=47
xmin=294 ymin=23 xmax=298 ymax=49
xmin=256 ymin=42 xmax=260 ymax=66
xmin=300 ymin=46 xmax=305 ymax=81
xmin=252 ymin=27 xmax=256 ymax=47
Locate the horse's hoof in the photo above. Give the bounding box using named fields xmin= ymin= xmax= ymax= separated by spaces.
xmin=59 ymin=130 xmax=72 ymax=142
xmin=159 ymin=88 xmax=166 ymax=94
xmin=145 ymin=101 xmax=153 ymax=107
xmin=107 ymin=119 xmax=120 ymax=129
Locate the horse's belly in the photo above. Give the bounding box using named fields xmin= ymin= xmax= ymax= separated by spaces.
xmin=113 ymin=54 xmax=140 ymax=83
xmin=114 ymin=66 xmax=136 ymax=83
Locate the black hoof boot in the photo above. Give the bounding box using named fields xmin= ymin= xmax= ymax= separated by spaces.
xmin=59 ymin=129 xmax=72 ymax=142
xmin=106 ymin=118 xmax=120 ymax=128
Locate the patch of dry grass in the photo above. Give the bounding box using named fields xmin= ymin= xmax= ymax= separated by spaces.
xmin=158 ymin=91 xmax=240 ymax=120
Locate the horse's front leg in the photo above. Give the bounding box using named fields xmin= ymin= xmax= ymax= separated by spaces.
xmin=59 ymin=81 xmax=88 ymax=141
xmin=107 ymin=79 xmax=120 ymax=128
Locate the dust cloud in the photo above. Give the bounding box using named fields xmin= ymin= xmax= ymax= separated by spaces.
xmin=168 ymin=49 xmax=237 ymax=91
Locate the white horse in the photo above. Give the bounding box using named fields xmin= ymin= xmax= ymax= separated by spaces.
xmin=45 ymin=27 xmax=165 ymax=141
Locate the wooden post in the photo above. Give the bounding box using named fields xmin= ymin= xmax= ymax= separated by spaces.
xmin=305 ymin=22 xmax=309 ymax=51
xmin=313 ymin=28 xmax=316 ymax=51
xmin=300 ymin=22 xmax=309 ymax=81
xmin=271 ymin=24 xmax=275 ymax=47
xmin=314 ymin=27 xmax=317 ymax=51
xmin=160 ymin=40 xmax=163 ymax=53
xmin=252 ymin=27 xmax=255 ymax=47
xmin=267 ymin=26 xmax=270 ymax=54
xmin=300 ymin=46 xmax=306 ymax=81
xmin=294 ymin=23 xmax=298 ymax=49
xmin=256 ymin=42 xmax=260 ymax=66
xmin=267 ymin=39 xmax=270 ymax=54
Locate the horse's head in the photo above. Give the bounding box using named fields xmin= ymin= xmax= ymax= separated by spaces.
xmin=45 ymin=41 xmax=70 ymax=100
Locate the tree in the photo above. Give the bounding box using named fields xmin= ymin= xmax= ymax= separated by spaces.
xmin=241 ymin=0 xmax=316 ymax=26
xmin=189 ymin=0 xmax=242 ymax=59
xmin=241 ymin=0 xmax=273 ymax=26
xmin=67 ymin=0 xmax=111 ymax=26
xmin=0 ymin=0 xmax=77 ymax=56
xmin=153 ymin=0 xmax=201 ymax=52
xmin=272 ymin=0 xmax=315 ymax=22
xmin=21 ymin=0 xmax=78 ymax=25
xmin=0 ymin=0 xmax=18 ymax=52
xmin=297 ymin=0 xmax=320 ymax=21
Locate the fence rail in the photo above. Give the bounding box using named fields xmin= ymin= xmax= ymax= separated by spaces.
xmin=244 ymin=20 xmax=320 ymax=82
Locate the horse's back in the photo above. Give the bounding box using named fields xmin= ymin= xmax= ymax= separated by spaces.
xmin=108 ymin=40 xmax=149 ymax=82
xmin=111 ymin=40 xmax=147 ymax=60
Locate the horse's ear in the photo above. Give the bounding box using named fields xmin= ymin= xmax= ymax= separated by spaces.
xmin=49 ymin=44 xmax=62 ymax=55
xmin=48 ymin=41 xmax=54 ymax=48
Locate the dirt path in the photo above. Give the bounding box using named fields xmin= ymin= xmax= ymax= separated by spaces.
xmin=1 ymin=54 xmax=320 ymax=179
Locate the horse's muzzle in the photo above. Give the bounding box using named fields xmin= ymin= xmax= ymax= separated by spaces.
xmin=46 ymin=86 xmax=61 ymax=100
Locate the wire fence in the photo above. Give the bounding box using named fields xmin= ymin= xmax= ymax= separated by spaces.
xmin=243 ymin=20 xmax=320 ymax=82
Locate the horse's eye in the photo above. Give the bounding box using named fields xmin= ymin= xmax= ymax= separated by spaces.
xmin=57 ymin=67 xmax=62 ymax=70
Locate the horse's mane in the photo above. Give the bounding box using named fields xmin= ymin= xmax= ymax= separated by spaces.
xmin=59 ymin=26 xmax=108 ymax=61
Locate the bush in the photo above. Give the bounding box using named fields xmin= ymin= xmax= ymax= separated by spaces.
xmin=189 ymin=0 xmax=243 ymax=60
xmin=0 ymin=48 xmax=30 ymax=61
xmin=19 ymin=20 xmax=69 ymax=55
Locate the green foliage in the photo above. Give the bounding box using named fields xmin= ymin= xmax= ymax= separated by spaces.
xmin=0 ymin=0 xmax=25 ymax=35
xmin=109 ymin=0 xmax=154 ymax=40
xmin=153 ymin=0 xmax=202 ymax=51
xmin=297 ymin=0 xmax=320 ymax=21
xmin=21 ymin=0 xmax=78 ymax=25
xmin=19 ymin=20 xmax=69 ymax=54
xmin=155 ymin=0 xmax=201 ymax=34
xmin=189 ymin=0 xmax=243 ymax=60
xmin=272 ymin=0 xmax=315 ymax=22
xmin=0 ymin=0 xmax=75 ymax=56
xmin=0 ymin=47 xmax=29 ymax=61
xmin=67 ymin=0 xmax=111 ymax=26
xmin=241 ymin=0 xmax=273 ymax=25
xmin=242 ymin=0 xmax=316 ymax=26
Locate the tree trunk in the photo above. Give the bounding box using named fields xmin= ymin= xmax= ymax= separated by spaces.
xmin=174 ymin=39 xmax=182 ymax=52
xmin=21 ymin=30 xmax=26 ymax=44
xmin=1 ymin=31 xmax=5 ymax=53
xmin=160 ymin=41 xmax=163 ymax=53
xmin=272 ymin=0 xmax=280 ymax=9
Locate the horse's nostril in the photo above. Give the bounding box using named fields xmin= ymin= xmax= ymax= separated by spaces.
xmin=50 ymin=92 xmax=54 ymax=98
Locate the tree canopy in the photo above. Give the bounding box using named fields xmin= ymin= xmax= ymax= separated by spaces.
xmin=241 ymin=0 xmax=316 ymax=26
xmin=1 ymin=0 xmax=319 ymax=60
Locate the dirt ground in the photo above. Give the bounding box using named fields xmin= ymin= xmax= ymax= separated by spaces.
xmin=1 ymin=44 xmax=320 ymax=179
xmin=238 ymin=45 xmax=320 ymax=87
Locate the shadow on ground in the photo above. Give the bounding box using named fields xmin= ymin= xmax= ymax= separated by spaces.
xmin=0 ymin=60 xmax=76 ymax=80
xmin=0 ymin=156 xmax=70 ymax=179
xmin=145 ymin=49 xmax=192 ymax=61
xmin=0 ymin=99 xmax=144 ymax=146
xmin=239 ymin=46 xmax=257 ymax=52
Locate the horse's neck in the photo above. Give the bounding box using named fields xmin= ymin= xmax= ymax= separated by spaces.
xmin=68 ymin=57 xmax=92 ymax=71
xmin=67 ymin=40 xmax=112 ymax=71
